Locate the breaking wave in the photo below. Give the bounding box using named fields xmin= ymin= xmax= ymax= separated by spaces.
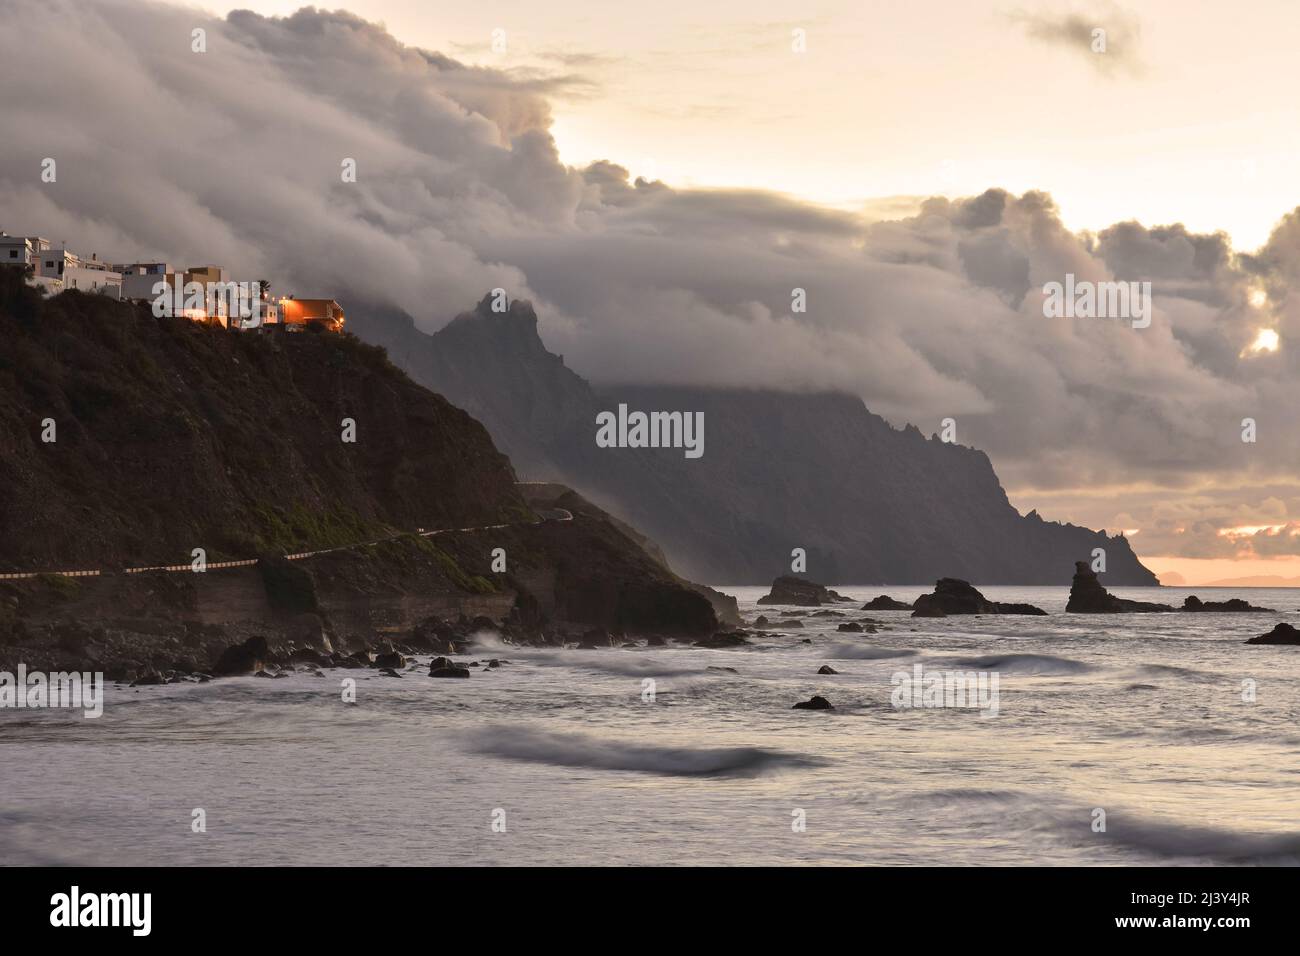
xmin=946 ymin=653 xmax=1093 ymax=675
xmin=468 ymin=725 xmax=823 ymax=777
xmin=822 ymin=644 xmax=916 ymax=660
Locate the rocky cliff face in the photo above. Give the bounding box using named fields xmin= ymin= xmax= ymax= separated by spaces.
xmin=347 ymin=295 xmax=1160 ymax=586
xmin=0 ymin=271 xmax=524 ymax=571
xmin=0 ymin=270 xmax=718 ymax=673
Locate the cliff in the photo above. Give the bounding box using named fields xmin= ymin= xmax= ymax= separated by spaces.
xmin=0 ymin=270 xmax=718 ymax=676
xmin=347 ymin=294 xmax=1159 ymax=586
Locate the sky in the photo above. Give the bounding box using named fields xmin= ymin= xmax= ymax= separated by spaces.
xmin=216 ymin=0 xmax=1300 ymax=252
xmin=5 ymin=0 xmax=1300 ymax=584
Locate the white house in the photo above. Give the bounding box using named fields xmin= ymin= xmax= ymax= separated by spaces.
xmin=34 ymin=245 xmax=122 ymax=299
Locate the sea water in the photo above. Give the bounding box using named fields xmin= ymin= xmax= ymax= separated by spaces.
xmin=2 ymin=586 xmax=1298 ymax=866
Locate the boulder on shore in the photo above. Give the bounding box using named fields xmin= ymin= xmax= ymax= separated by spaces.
xmin=792 ymin=695 xmax=833 ymax=710
xmin=1066 ymin=562 xmax=1173 ymax=613
xmin=862 ymin=595 xmax=912 ymax=611
xmin=1246 ymin=623 xmax=1300 ymax=645
xmin=912 ymin=579 xmax=1047 ymax=617
xmin=1182 ymin=596 xmax=1272 ymax=613
xmin=428 ymin=656 xmax=471 ymax=678
xmin=693 ymin=630 xmax=751 ymax=648
xmin=212 ymin=635 xmax=270 ymax=676
xmin=757 ymin=576 xmax=854 ymax=606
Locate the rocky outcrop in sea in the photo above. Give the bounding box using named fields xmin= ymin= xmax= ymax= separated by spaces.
xmin=911 ymin=578 xmax=1046 ymax=616
xmin=757 ymin=576 xmax=854 ymax=606
xmin=1065 ymin=562 xmax=1173 ymax=613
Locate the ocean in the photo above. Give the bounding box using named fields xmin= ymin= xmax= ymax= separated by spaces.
xmin=3 ymin=585 xmax=1298 ymax=866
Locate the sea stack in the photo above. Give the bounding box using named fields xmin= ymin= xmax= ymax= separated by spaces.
xmin=862 ymin=595 xmax=913 ymax=611
xmin=1182 ymin=595 xmax=1272 ymax=613
xmin=911 ymin=578 xmax=1046 ymax=616
xmin=1246 ymin=623 xmax=1300 ymax=645
xmin=1066 ymin=562 xmax=1174 ymax=613
xmin=757 ymin=575 xmax=854 ymax=606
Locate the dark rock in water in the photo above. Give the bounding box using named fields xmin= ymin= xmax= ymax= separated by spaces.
xmin=212 ymin=635 xmax=270 ymax=676
xmin=810 ymin=609 xmax=845 ymax=617
xmin=1246 ymin=623 xmax=1300 ymax=645
xmin=693 ymin=630 xmax=751 ymax=648
xmin=378 ymin=667 xmax=402 ymax=677
xmin=793 ymin=695 xmax=833 ymax=710
xmin=1182 ymin=596 xmax=1272 ymax=613
xmin=817 ymin=665 xmax=839 ymax=675
xmin=753 ymin=615 xmax=770 ymax=626
xmin=757 ymin=575 xmax=853 ymax=606
xmin=291 ymin=647 xmax=330 ymax=666
xmin=130 ymin=668 xmax=166 ymax=686
xmin=800 ymin=638 xmax=812 ymax=644
xmin=429 ymin=656 xmax=471 ymax=678
xmin=913 ymin=578 xmax=1047 ymax=616
xmin=1066 ymin=562 xmax=1173 ymax=613
xmin=912 ymin=606 xmax=947 ymax=618
xmin=862 ymin=595 xmax=913 ymax=611
xmin=836 ymin=622 xmax=863 ymax=632
xmin=373 ymin=650 xmax=406 ymax=669
xmin=254 ymin=669 xmax=287 ymax=679
xmin=577 ymin=628 xmax=616 ymax=649
xmin=348 ymin=649 xmax=374 ymax=666
xmin=783 ymin=619 xmax=805 ymax=629
xmin=409 ymin=618 xmax=462 ymax=654
xmin=707 ymin=665 xmax=739 ymax=674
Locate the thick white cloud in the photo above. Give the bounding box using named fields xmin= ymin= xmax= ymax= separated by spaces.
xmin=3 ymin=1 xmax=1300 ymax=559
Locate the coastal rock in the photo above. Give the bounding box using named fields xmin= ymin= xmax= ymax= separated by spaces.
xmin=836 ymin=622 xmax=863 ymax=632
xmin=373 ymin=650 xmax=406 ymax=669
xmin=428 ymin=656 xmax=471 ymax=678
xmin=1182 ymin=596 xmax=1272 ymax=613
xmin=693 ymin=630 xmax=751 ymax=648
xmin=211 ymin=635 xmax=270 ymax=676
xmin=1066 ymin=562 xmax=1173 ymax=613
xmin=757 ymin=576 xmax=853 ymax=606
xmin=792 ymin=695 xmax=833 ymax=710
xmin=912 ymin=579 xmax=1047 ymax=616
xmin=862 ymin=595 xmax=913 ymax=611
xmin=817 ymin=665 xmax=839 ymax=675
xmin=1246 ymin=623 xmax=1300 ymax=645
xmin=576 ymin=628 xmax=616 ymax=649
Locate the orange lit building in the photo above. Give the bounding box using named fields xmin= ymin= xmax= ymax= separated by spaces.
xmin=276 ymin=297 xmax=345 ymax=332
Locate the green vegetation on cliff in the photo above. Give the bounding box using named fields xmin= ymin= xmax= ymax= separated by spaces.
xmin=0 ymin=268 xmax=525 ymax=571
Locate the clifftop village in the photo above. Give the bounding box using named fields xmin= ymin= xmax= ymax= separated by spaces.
xmin=0 ymin=231 xmax=344 ymax=332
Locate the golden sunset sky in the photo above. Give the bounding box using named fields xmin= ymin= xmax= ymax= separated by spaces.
xmin=225 ymin=0 xmax=1299 ymax=251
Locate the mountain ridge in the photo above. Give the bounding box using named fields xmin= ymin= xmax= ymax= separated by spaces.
xmin=346 ymin=295 xmax=1159 ymax=586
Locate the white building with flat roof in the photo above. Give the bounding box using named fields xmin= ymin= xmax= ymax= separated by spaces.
xmin=34 ymin=246 xmax=122 ymax=299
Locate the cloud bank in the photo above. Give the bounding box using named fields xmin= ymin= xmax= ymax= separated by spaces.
xmin=3 ymin=1 xmax=1300 ymax=560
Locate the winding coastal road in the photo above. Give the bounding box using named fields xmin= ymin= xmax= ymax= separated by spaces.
xmin=0 ymin=489 xmax=572 ymax=581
